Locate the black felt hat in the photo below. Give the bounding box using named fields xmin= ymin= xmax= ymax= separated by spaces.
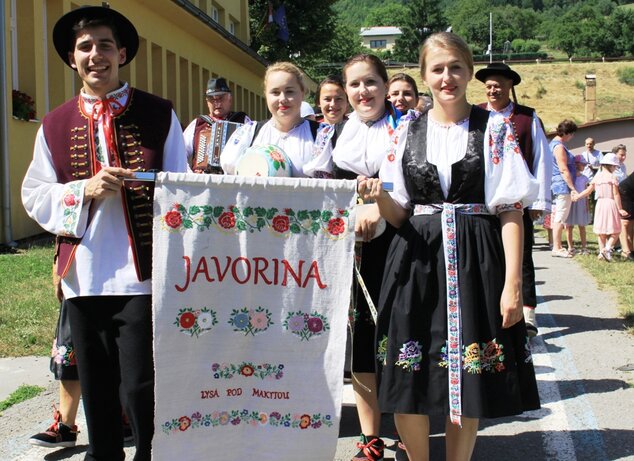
xmin=475 ymin=62 xmax=522 ymax=86
xmin=53 ymin=5 xmax=139 ymax=68
xmin=206 ymin=78 xmax=232 ymax=96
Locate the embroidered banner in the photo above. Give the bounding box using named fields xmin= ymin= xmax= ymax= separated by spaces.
xmin=152 ymin=173 xmax=357 ymax=460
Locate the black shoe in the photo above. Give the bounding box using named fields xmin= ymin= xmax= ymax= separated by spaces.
xmin=29 ymin=410 xmax=78 ymax=448
xmin=395 ymin=440 xmax=409 ymax=461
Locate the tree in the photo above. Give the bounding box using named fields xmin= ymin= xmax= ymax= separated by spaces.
xmin=249 ymin=0 xmax=337 ymax=64
xmin=546 ymin=4 xmax=612 ymax=57
xmin=447 ymin=0 xmax=491 ymax=52
xmin=393 ymin=0 xmax=448 ymax=62
xmin=364 ymin=3 xmax=409 ymax=27
xmin=298 ymin=20 xmax=366 ymax=83
xmin=609 ymin=8 xmax=634 ymax=56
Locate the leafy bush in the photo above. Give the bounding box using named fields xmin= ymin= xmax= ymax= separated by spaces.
xmin=617 ymin=67 xmax=634 ymax=86
xmin=12 ymin=90 xmax=36 ymax=121
xmin=512 ymin=39 xmax=541 ymax=53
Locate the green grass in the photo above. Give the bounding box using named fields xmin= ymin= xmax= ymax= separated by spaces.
xmin=0 ymin=239 xmax=58 ymax=357
xmin=0 ymin=384 xmax=45 ymax=412
xmin=535 ymin=225 xmax=634 ymax=332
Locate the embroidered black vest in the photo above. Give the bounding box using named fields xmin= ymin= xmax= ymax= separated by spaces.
xmin=402 ymin=105 xmax=489 ymax=206
xmin=42 ymin=88 xmax=172 ymax=281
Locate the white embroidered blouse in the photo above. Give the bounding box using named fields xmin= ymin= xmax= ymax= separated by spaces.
xmin=380 ymin=110 xmax=539 ymax=213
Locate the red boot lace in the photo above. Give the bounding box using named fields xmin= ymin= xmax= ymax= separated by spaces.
xmin=355 ymin=436 xmax=384 ymax=461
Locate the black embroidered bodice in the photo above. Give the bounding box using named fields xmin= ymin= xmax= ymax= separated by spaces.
xmin=402 ymin=106 xmax=489 ymax=206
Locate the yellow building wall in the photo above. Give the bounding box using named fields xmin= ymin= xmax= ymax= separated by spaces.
xmin=3 ymin=0 xmax=269 ymax=242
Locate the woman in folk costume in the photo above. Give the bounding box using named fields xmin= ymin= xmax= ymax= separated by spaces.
xmin=358 ymin=32 xmax=541 ymax=461
xmin=220 ymin=61 xmax=333 ymax=178
xmin=310 ymin=53 xmax=403 ymax=461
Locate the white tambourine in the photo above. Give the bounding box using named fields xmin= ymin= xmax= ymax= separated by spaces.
xmin=235 ymin=144 xmax=292 ymax=177
xmin=355 ymin=203 xmax=387 ymax=242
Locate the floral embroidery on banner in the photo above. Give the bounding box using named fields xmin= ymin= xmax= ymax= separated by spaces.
xmin=395 ymin=340 xmax=422 ymax=372
xmin=51 ymin=339 xmax=76 ymax=367
xmin=61 ymin=182 xmax=83 ymax=235
xmin=161 ymin=203 xmax=350 ymax=240
xmin=162 ymin=409 xmax=333 ymax=433
xmin=175 ymin=307 xmax=218 ymax=337
xmin=282 ymin=311 xmax=330 ymax=341
xmin=211 ymin=362 xmax=284 ymax=380
xmin=228 ymin=306 xmax=274 ymax=336
xmin=439 ymin=339 xmax=506 ymax=374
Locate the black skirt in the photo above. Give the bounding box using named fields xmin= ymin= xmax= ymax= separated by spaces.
xmin=376 ymin=212 xmax=540 ymax=418
xmin=50 ymin=299 xmax=79 ymax=381
xmin=351 ymin=223 xmax=396 ymax=373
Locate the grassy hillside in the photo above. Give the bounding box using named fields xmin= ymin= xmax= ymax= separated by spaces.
xmin=392 ymin=60 xmax=634 ymax=131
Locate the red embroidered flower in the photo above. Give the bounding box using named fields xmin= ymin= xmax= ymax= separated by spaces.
xmin=299 ymin=414 xmax=311 ymax=429
xmin=240 ymin=364 xmax=255 ymax=377
xmin=63 ymin=194 xmax=76 ymax=207
xmin=307 ymin=317 xmax=323 ymax=333
xmin=327 ymin=217 xmax=345 ymax=236
xmin=179 ymin=312 xmax=196 ymax=329
xmin=387 ymin=153 xmax=395 ymax=162
xmin=284 ymin=208 xmax=293 ymax=215
xmin=178 ymin=416 xmax=191 ymax=431
xmin=165 ymin=210 xmax=182 ymax=228
xmin=272 ymin=215 xmax=290 ymax=233
xmin=492 ymin=157 xmax=500 ymax=165
xmin=218 ymin=211 xmax=236 ymax=229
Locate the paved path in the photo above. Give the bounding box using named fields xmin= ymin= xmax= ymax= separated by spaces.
xmin=1 ymin=237 xmax=633 ymax=460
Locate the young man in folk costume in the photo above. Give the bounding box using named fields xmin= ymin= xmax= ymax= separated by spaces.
xmin=476 ymin=62 xmax=552 ymax=337
xmin=183 ymin=77 xmax=250 ymax=173
xmin=21 ymin=6 xmax=188 ymax=460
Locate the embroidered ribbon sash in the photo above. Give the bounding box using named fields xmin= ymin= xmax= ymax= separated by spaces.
xmin=413 ymin=203 xmax=491 ymax=426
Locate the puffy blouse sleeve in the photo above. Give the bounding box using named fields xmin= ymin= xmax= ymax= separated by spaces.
xmin=21 ymin=127 xmax=91 ymax=238
xmin=220 ymin=121 xmax=256 ymax=175
xmin=484 ymin=112 xmax=539 ymax=214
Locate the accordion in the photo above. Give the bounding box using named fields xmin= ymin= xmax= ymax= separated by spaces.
xmin=192 ymin=120 xmax=243 ymax=174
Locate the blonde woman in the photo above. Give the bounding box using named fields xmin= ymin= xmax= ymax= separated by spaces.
xmin=221 ymin=62 xmax=332 ymax=177
xmin=358 ymin=33 xmax=540 ymax=461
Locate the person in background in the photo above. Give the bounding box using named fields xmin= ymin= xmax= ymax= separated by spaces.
xmin=326 ymin=54 xmax=400 ymax=461
xmin=613 ymin=144 xmax=628 ymax=183
xmin=575 ymin=153 xmax=628 ymax=261
xmin=387 ymin=73 xmax=419 ymax=114
xmin=612 ymin=145 xmax=632 ymax=258
xmin=550 ymin=119 xmax=579 ymax=258
xmin=315 ymin=75 xmax=348 ymax=126
xmin=564 ymin=156 xmax=591 ymax=255
xmin=21 ymin=6 xmax=189 ymax=459
xmin=618 ymin=170 xmax=634 ymax=261
xmin=220 ymin=62 xmax=333 ymax=178
xmin=475 ymin=61 xmax=552 ymax=337
xmin=183 ymin=77 xmax=250 ymax=173
xmin=581 ymin=137 xmax=602 ymax=180
xmin=358 ymin=32 xmax=540 ymax=461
